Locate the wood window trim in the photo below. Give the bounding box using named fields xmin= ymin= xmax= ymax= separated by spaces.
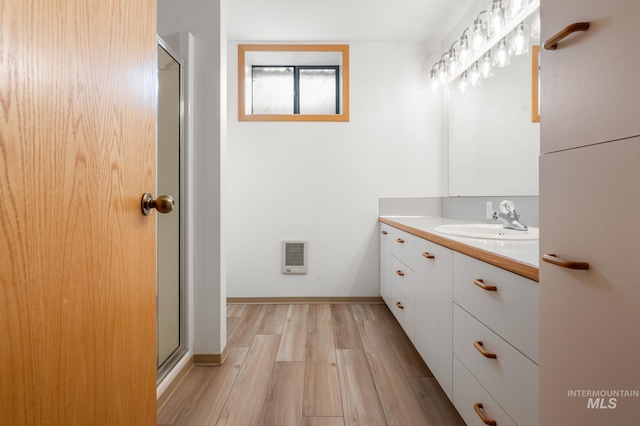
xmin=238 ymin=44 xmax=350 ymax=122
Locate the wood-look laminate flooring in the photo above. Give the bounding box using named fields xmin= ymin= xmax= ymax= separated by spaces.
xmin=158 ymin=304 xmax=465 ymax=426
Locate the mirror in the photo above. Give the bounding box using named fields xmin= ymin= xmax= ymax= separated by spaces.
xmin=157 ymin=37 xmax=187 ymax=382
xmin=447 ymin=48 xmax=540 ymax=196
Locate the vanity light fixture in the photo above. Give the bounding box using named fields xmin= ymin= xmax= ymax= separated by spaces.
xmin=494 ymin=38 xmax=511 ymax=68
xmin=470 ymin=11 xmax=488 ymax=53
xmin=487 ymin=0 xmax=506 ymax=39
xmin=530 ymin=9 xmax=541 ymax=39
xmin=480 ymin=51 xmax=494 ymax=78
xmin=469 ymin=62 xmax=482 ymax=87
xmin=510 ymin=23 xmax=530 ymax=55
xmin=508 ymin=0 xmax=529 ymax=18
xmin=458 ymin=32 xmax=471 ymax=65
xmin=458 ymin=71 xmax=470 ymax=94
xmin=430 ymin=0 xmax=539 ymax=93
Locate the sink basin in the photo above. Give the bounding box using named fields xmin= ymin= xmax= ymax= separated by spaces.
xmin=434 ymin=224 xmax=539 ymax=240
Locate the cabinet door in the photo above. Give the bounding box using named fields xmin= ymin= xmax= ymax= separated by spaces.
xmin=414 ymin=238 xmax=453 ymax=399
xmin=541 ymin=0 xmax=640 ymax=153
xmin=379 ymin=224 xmax=393 ymax=306
xmin=540 ymin=137 xmax=640 ymax=425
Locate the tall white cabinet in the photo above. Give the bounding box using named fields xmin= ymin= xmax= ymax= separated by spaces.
xmin=540 ymin=1 xmax=640 ymax=424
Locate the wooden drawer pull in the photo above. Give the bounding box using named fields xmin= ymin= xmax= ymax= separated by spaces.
xmin=544 ymin=22 xmax=590 ymax=50
xmin=395 ymin=238 xmax=404 ymax=244
xmin=542 ymin=254 xmax=589 ymax=270
xmin=473 ymin=279 xmax=497 ymax=291
xmin=473 ymin=403 xmax=497 ymax=426
xmin=474 ymin=341 xmax=497 ymax=359
xmin=395 ymin=301 xmax=404 ymax=310
xmin=395 ymin=270 xmax=405 ymax=277
xmin=381 ymin=230 xmax=388 ymax=235
xmin=422 ymin=252 xmax=435 ymax=259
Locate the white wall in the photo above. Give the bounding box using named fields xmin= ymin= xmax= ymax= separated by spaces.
xmin=158 ymin=0 xmax=227 ymax=355
xmin=226 ymin=41 xmax=442 ymax=298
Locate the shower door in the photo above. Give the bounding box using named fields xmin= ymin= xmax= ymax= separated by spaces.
xmin=157 ymin=37 xmax=186 ymax=381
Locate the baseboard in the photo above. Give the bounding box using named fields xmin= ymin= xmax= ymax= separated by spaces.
xmin=193 ymin=347 xmax=227 ymax=366
xmin=226 ymin=296 xmax=384 ymax=304
xmin=157 ymin=353 xmax=193 ymax=414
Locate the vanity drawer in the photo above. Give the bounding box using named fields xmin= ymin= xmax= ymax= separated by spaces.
xmin=391 ymin=256 xmax=415 ymax=304
xmin=390 ymin=286 xmax=414 ymax=341
xmin=452 ymin=252 xmax=539 ymax=363
xmin=454 ymin=304 xmax=538 ymax=426
xmin=390 ymin=228 xmax=415 ymax=268
xmin=453 ymin=356 xmax=517 ymax=426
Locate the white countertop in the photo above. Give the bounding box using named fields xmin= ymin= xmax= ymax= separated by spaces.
xmin=380 ymin=215 xmax=540 ymax=271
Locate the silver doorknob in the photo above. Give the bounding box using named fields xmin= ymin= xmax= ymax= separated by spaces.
xmin=141 ymin=192 xmax=174 ymax=215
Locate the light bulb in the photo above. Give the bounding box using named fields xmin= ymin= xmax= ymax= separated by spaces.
xmin=493 ymin=38 xmax=511 ymax=67
xmin=510 ymin=23 xmax=529 ymax=56
xmin=458 ymin=71 xmax=469 ymax=94
xmin=458 ymin=34 xmax=471 ymax=66
xmin=469 ymin=62 xmax=482 ymax=87
xmin=436 ymin=60 xmax=448 ymax=85
xmin=430 ymin=68 xmax=440 ymax=91
xmin=487 ymin=0 xmax=506 ymax=39
xmin=470 ymin=18 xmax=486 ymax=53
xmin=447 ymin=50 xmax=458 ymax=77
xmin=508 ymin=0 xmax=528 ymax=18
xmin=530 ymin=9 xmax=541 ymax=39
xmin=480 ymin=52 xmax=493 ymax=78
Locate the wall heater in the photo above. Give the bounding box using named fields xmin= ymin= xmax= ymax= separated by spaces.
xmin=282 ymin=240 xmax=308 ymax=274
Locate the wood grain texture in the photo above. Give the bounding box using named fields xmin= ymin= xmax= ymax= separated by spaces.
xmin=304 ymin=311 xmax=343 ymax=417
xmin=379 ymin=217 xmax=539 ymax=281
xmin=257 ymin=304 xmax=289 ymax=335
xmin=336 ymin=349 xmax=387 ymax=425
xmin=357 ymin=320 xmax=432 ymax=425
xmin=331 ymin=304 xmax=363 ymax=349
xmin=351 ymin=303 xmax=379 ymax=320
xmin=174 ymin=348 xmax=248 ymax=426
xmin=259 ymin=362 xmax=305 ymax=425
xmin=409 ymin=377 xmax=466 ymax=426
xmin=157 ymin=366 xmax=209 ymax=425
xmin=302 ymin=417 xmax=346 ymax=426
xmin=276 ymin=304 xmax=309 ymax=361
xmin=0 ymin=0 xmax=157 ymax=424
xmin=373 ymin=304 xmax=431 ymax=378
xmin=227 ymin=304 xmax=267 ymax=347
xmin=217 ymin=335 xmax=280 ymax=425
xmin=160 ymin=304 xmax=462 ymax=425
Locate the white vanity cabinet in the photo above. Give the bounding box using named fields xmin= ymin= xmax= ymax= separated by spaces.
xmin=379 ymin=220 xmax=539 ymax=425
xmin=379 ymin=223 xmax=393 ymax=306
xmin=541 ymin=0 xmax=640 ymax=153
xmin=386 ymin=227 xmax=416 ymax=341
xmin=452 ymin=252 xmax=538 ymax=426
xmin=539 ymin=138 xmax=640 ymax=424
xmin=540 ymin=0 xmax=640 ymax=423
xmin=414 ymin=237 xmax=453 ymax=399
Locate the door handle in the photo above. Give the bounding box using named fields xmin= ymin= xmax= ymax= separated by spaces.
xmin=141 ymin=192 xmax=175 ymax=215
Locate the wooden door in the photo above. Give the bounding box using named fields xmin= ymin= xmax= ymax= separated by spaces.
xmin=540 ymin=137 xmax=640 ymax=424
xmin=0 ymin=1 xmax=157 ymax=425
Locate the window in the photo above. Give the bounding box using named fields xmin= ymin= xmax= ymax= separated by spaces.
xmin=252 ymin=66 xmax=339 ymax=115
xmin=238 ymin=44 xmax=349 ymax=122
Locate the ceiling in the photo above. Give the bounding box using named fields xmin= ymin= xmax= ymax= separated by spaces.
xmin=227 ymin=0 xmax=474 ymax=44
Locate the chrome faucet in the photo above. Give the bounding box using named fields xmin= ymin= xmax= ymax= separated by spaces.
xmin=492 ymin=200 xmax=528 ymax=231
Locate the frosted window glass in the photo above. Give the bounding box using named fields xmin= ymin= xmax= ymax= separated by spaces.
xmin=252 ymin=67 xmax=294 ymax=114
xmin=299 ymin=68 xmax=337 ymax=114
